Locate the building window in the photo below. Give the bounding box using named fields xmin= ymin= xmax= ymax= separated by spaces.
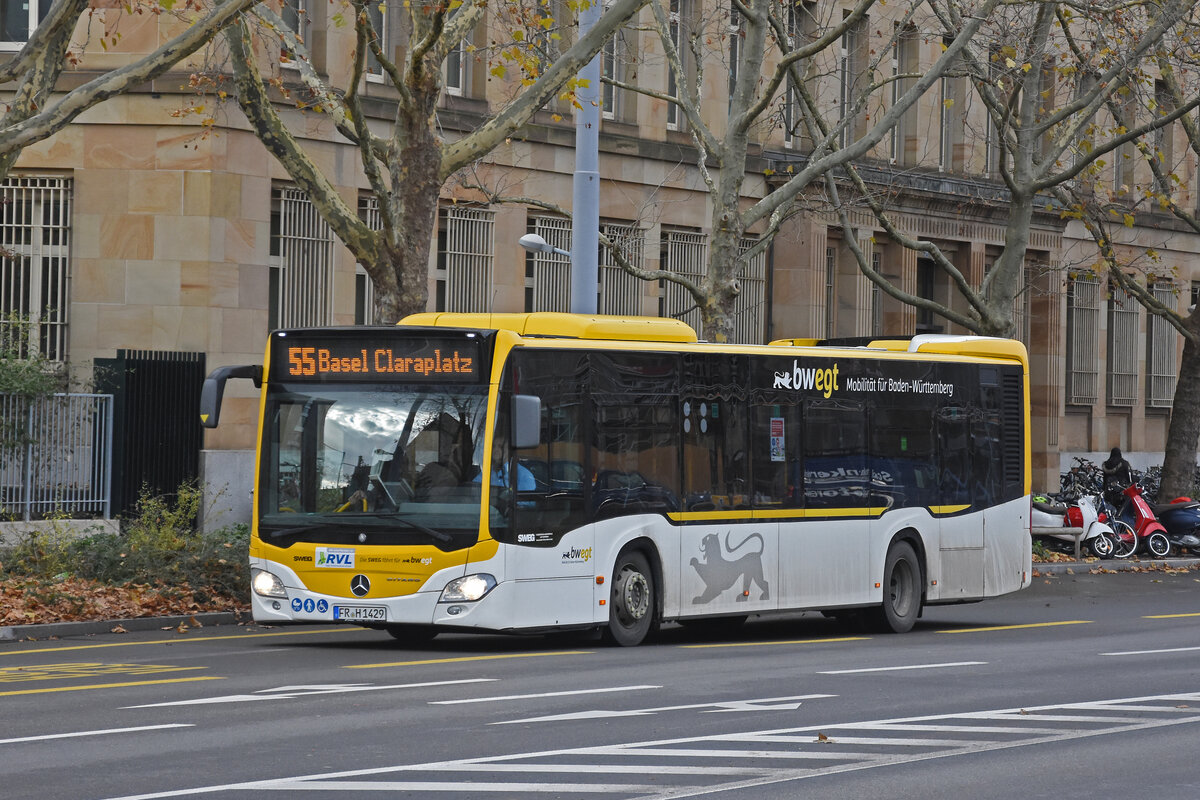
xmin=599 ymin=222 xmax=645 ymax=316
xmin=1 ymin=0 xmax=49 ymax=45
xmin=355 ymin=196 xmax=383 ymax=325
xmin=782 ymin=1 xmax=816 ymax=149
xmin=659 ymin=229 xmax=706 ymax=332
xmin=888 ymin=26 xmax=900 ymax=163
xmin=365 ymin=0 xmax=388 ymax=79
xmin=525 ymin=215 xmax=572 ymax=312
xmin=727 ymin=4 xmax=743 ymax=111
xmin=280 ymin=0 xmax=309 ymax=66
xmin=1107 ymin=283 xmax=1139 ymax=406
xmin=270 ymin=186 xmax=334 ymax=330
xmin=1147 ymin=282 xmax=1177 ymax=408
xmin=0 ymin=176 xmax=70 ymax=361
xmin=435 ymin=205 xmax=494 ymax=312
xmin=871 ymin=251 xmax=883 ymax=335
xmin=733 ymin=238 xmax=766 ymax=344
xmin=1114 ymin=92 xmax=1137 ymax=197
xmin=602 ymin=27 xmax=626 ymax=120
xmin=1153 ymin=80 xmax=1174 ymax=190
xmin=1066 ymin=275 xmax=1100 ymax=405
xmin=837 ymin=13 xmax=866 ymax=148
xmin=896 ymin=25 xmax=919 ymax=166
xmin=445 ymin=38 xmax=467 ymax=96
xmin=825 ymin=246 xmax=836 ymax=338
xmin=667 ymin=0 xmax=685 ymax=129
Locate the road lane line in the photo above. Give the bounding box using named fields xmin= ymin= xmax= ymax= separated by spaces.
xmin=1143 ymin=612 xmax=1200 ymax=618
xmin=262 ymin=780 xmax=664 ymax=793
xmin=818 ymin=661 xmax=985 ymax=675
xmin=0 ymin=627 xmax=363 ymax=656
xmin=0 ymin=676 xmax=223 ymax=697
xmin=346 ymin=650 xmax=592 ymax=669
xmin=1102 ymin=645 xmax=1200 ymax=656
xmin=0 ymin=724 xmax=193 ymax=746
xmin=491 ymin=694 xmax=835 ymax=725
xmin=682 ymin=636 xmax=868 ymax=649
xmin=430 ymin=684 xmax=660 ymax=705
xmin=937 ymin=620 xmax=1092 ymax=634
xmin=123 ymin=678 xmax=496 ymax=708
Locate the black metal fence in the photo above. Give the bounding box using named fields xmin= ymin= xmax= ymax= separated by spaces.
xmin=95 ymin=350 xmax=205 ymax=517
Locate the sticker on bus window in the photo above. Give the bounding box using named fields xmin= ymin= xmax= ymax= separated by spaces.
xmin=770 ymin=417 xmax=785 ymax=462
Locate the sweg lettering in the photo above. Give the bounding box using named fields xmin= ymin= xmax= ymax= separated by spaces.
xmin=562 ymin=546 xmax=593 ymax=563
xmin=773 ymin=360 xmax=840 ymax=398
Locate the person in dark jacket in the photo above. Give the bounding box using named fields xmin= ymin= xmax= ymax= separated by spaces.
xmin=1102 ymin=447 xmax=1133 ymax=507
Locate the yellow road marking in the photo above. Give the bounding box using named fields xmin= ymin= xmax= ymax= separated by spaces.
xmin=682 ymin=636 xmax=869 ymax=649
xmin=346 ymin=650 xmax=592 ymax=669
xmin=0 ymin=676 xmax=223 ymax=697
xmin=937 ymin=620 xmax=1092 ymax=634
xmin=1144 ymin=613 xmax=1200 ymax=619
xmin=0 ymin=663 xmax=204 ymax=683
xmin=0 ymin=627 xmax=364 ymax=656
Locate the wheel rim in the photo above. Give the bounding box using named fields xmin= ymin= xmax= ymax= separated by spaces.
xmin=615 ymin=566 xmax=650 ymax=627
xmin=1092 ymin=534 xmax=1114 ymax=557
xmin=1148 ymin=533 xmax=1170 ymax=558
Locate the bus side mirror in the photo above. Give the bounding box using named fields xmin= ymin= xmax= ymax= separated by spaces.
xmin=511 ymin=394 xmax=541 ymax=449
xmin=200 ymin=365 xmax=262 ymax=428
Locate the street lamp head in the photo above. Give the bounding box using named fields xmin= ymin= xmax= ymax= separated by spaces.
xmin=518 ymin=232 xmax=571 ymax=259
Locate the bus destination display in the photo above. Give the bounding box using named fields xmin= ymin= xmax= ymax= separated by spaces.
xmin=272 ymin=337 xmax=481 ymax=383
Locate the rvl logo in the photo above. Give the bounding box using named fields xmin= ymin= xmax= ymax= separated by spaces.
xmin=315 ymin=547 xmax=356 ymax=569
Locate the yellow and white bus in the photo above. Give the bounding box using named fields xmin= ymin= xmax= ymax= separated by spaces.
xmin=201 ymin=312 xmax=1032 ymax=646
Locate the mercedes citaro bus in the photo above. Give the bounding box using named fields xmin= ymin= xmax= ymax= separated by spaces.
xmin=201 ymin=313 xmax=1031 ymax=645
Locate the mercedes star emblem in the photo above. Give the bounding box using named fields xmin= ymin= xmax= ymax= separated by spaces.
xmin=350 ymin=574 xmax=370 ymax=597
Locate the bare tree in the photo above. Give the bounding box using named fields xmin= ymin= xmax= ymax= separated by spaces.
xmin=0 ymin=0 xmax=263 ymax=181
xmin=223 ymin=0 xmax=651 ymax=324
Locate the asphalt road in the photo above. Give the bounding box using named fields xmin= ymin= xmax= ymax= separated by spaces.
xmin=3 ymin=567 xmax=1199 ymax=800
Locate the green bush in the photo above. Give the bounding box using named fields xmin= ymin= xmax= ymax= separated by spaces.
xmin=0 ymin=483 xmax=249 ymax=604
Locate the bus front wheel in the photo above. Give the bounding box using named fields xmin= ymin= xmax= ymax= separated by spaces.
xmin=869 ymin=541 xmax=922 ymax=633
xmin=604 ymin=550 xmax=659 ymax=646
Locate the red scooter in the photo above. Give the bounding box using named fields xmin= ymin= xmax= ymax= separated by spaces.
xmin=1117 ymin=484 xmax=1172 ymax=558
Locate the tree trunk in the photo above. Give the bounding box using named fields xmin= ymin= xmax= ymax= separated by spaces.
xmin=1160 ymin=313 xmax=1200 ymax=499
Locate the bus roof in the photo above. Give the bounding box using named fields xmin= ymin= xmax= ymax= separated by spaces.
xmin=398 ymin=312 xmax=1027 ymax=366
xmin=399 ymin=312 xmax=698 ymax=343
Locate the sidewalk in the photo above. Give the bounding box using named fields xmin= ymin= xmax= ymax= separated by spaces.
xmin=1033 ymin=555 xmax=1200 ymax=575
xmin=0 ymin=611 xmax=248 ymax=642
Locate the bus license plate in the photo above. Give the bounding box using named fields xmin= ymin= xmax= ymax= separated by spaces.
xmin=333 ymin=605 xmax=386 ymax=622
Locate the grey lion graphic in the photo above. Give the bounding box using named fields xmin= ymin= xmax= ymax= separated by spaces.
xmin=689 ymin=531 xmax=770 ymax=604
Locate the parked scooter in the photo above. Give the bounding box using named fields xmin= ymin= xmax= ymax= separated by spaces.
xmin=1115 ymin=484 xmax=1172 ymax=558
xmin=1031 ymin=494 xmax=1118 ymax=559
xmin=1149 ymin=496 xmax=1200 ymax=555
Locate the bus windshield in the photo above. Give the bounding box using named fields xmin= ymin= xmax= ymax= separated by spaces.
xmin=260 ymin=383 xmax=491 ymax=545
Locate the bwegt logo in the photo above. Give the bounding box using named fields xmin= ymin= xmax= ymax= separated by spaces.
xmin=562 ymin=546 xmax=593 ymax=563
xmin=773 ymin=360 xmax=840 ymax=398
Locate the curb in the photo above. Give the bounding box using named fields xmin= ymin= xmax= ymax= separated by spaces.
xmin=1033 ymin=557 xmax=1200 ymax=575
xmin=0 ymin=611 xmax=249 ymax=642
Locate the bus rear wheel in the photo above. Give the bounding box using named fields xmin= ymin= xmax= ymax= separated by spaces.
xmin=603 ymin=550 xmax=658 ymax=646
xmin=869 ymin=541 xmax=922 ymax=633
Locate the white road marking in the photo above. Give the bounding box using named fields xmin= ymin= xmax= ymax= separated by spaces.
xmin=93 ymin=691 xmax=1200 ymax=800
xmin=430 ymin=684 xmax=660 ymax=705
xmin=818 ymin=661 xmax=985 ymax=675
xmin=1 ymin=724 xmax=193 ymax=746
xmin=259 ymin=780 xmax=663 ymax=792
xmin=1102 ymin=645 xmax=1200 ymax=656
xmin=491 ymin=694 xmax=835 ymax=725
xmin=122 ymin=678 xmax=494 ymax=708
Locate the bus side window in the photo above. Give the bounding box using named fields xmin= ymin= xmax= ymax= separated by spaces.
xmin=750 ymin=401 xmax=801 ymax=508
xmin=803 ymin=399 xmax=869 ymax=508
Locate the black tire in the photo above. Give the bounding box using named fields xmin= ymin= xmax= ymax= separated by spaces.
xmin=603 ymin=550 xmax=658 ymax=646
xmin=384 ymin=624 xmax=438 ymax=643
xmin=869 ymin=541 xmax=922 ymax=633
xmin=1145 ymin=531 xmax=1171 ymax=558
xmin=1089 ymin=531 xmax=1116 ymax=559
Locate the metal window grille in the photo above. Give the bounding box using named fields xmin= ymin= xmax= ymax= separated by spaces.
xmin=272 ymin=187 xmax=334 ymax=328
xmin=1147 ymin=282 xmax=1177 ymax=408
xmin=599 ymin=223 xmax=645 ymax=316
xmin=355 ymin=196 xmax=381 ymax=324
xmin=1066 ymin=276 xmax=1099 ymax=405
xmin=527 ymin=216 xmax=572 ymax=312
xmin=437 ymin=205 xmax=495 ymax=312
xmin=730 ymin=238 xmax=766 ymax=344
xmin=0 ymin=393 xmax=112 ymax=520
xmin=871 ymin=251 xmax=883 ymax=334
xmin=659 ymin=229 xmax=706 ymax=332
xmin=1107 ymin=284 xmax=1139 ymax=406
xmin=0 ymin=176 xmax=70 ymax=361
xmin=825 ymin=246 xmax=836 ymax=338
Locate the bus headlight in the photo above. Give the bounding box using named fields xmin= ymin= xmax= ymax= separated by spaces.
xmin=440 ymin=573 xmax=497 ymax=603
xmin=251 ymin=568 xmax=288 ymax=599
